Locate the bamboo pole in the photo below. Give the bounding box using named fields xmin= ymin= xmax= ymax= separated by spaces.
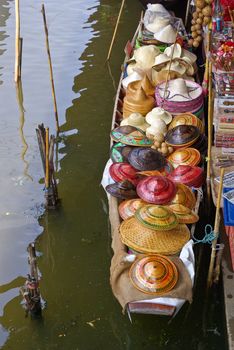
xmin=202 ymin=29 xmax=211 ymax=95
xmin=45 ymin=127 xmax=50 ymax=189
xmin=106 ymin=0 xmax=126 ymax=62
xmin=19 ymin=37 xmax=23 ymax=78
xmin=206 ymin=61 xmax=213 ymax=183
xmin=41 ymin=4 xmax=60 ymax=134
xmin=207 ymin=167 xmax=225 ymax=288
xmin=14 ymin=0 xmax=20 ymax=82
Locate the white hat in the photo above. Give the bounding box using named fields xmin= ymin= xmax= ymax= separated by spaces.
xmin=154 ymin=24 xmax=176 ymax=44
xmin=133 ymin=45 xmax=161 ymax=70
xmin=145 ymin=17 xmax=170 ymax=34
xmin=164 ymin=61 xmax=186 ymax=76
xmin=154 ymin=53 xmax=170 ymax=67
xmin=146 ymin=119 xmax=167 ymax=137
xmin=122 ymin=71 xmax=143 ymax=90
xmin=145 ymin=107 xmax=172 ymax=125
xmin=181 ymin=48 xmax=197 ymax=64
xmin=120 ymin=113 xmax=149 ymax=132
xmin=147 ymin=4 xmax=170 ymax=15
xmin=164 ymin=43 xmax=182 ymax=59
xmin=158 ymin=78 xmax=202 ymax=102
xmin=179 ymin=57 xmax=194 ymax=76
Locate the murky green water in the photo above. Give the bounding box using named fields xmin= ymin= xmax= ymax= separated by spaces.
xmin=0 ymin=0 xmax=228 ymax=349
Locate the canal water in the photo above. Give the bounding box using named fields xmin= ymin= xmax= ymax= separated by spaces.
xmin=0 ymin=0 xmax=228 ymax=349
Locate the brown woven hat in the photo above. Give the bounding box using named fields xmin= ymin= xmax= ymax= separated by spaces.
xmin=120 ymin=217 xmax=190 ymax=255
xmin=106 ymin=180 xmax=137 ymax=199
xmin=171 ymin=183 xmax=196 ymax=209
xmin=168 ymin=113 xmax=204 ymax=133
xmin=123 ymin=87 xmax=155 ymax=118
xmin=128 ymin=147 xmax=166 ymax=171
xmin=168 ymin=204 xmax=199 ymax=224
xmin=135 ymin=205 xmax=178 ymax=231
xmin=167 ymin=148 xmax=201 ymax=169
xmin=129 ymin=254 xmax=178 ymax=295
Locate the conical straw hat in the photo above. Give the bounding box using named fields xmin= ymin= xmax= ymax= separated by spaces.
xmin=168 ymin=112 xmax=204 ymax=132
xmin=154 ymin=24 xmax=177 ymax=44
xmin=120 ymin=217 xmax=190 ymax=255
xmin=129 ymin=254 xmax=178 ymax=295
xmin=135 ymin=205 xmax=178 ymax=230
xmin=167 ymin=148 xmax=201 ymax=168
xmin=128 ymin=147 xmax=166 ymax=171
xmin=168 ymin=204 xmax=199 ymax=224
xmin=118 ymin=198 xmax=147 ymax=220
xmin=171 ymin=183 xmax=196 ymax=209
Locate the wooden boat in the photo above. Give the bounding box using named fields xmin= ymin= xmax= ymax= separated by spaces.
xmin=102 ymin=10 xmax=204 ymax=318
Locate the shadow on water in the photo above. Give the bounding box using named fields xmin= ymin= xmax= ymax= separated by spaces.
xmin=0 ymin=0 xmax=228 ymax=349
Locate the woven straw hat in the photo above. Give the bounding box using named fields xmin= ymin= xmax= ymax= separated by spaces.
xmin=123 ymin=87 xmax=155 ymax=118
xmin=168 ymin=112 xmax=204 ymax=133
xmin=165 ymin=125 xmax=200 ymax=148
xmin=137 ymin=175 xmax=176 ymax=204
xmin=164 ymin=43 xmax=182 ymax=59
xmin=167 ymin=148 xmax=201 ymax=168
xmin=154 ymin=24 xmax=177 ymax=44
xmin=120 ymin=217 xmax=190 ymax=255
xmin=157 ymin=78 xmax=203 ymax=102
xmin=128 ymin=147 xmax=166 ymax=171
xmin=120 ymin=113 xmax=149 ymax=132
xmin=111 ymin=125 xmax=153 ymax=147
xmin=126 ymin=76 xmax=155 ymax=98
xmin=135 ymin=205 xmax=178 ymax=231
xmin=168 ymin=165 xmax=204 ymax=188
xmin=146 ymin=107 xmax=172 ymax=125
xmin=109 ymin=162 xmax=138 ymax=185
xmin=154 ymin=53 xmax=171 ymax=67
xmin=146 ymin=17 xmax=170 ymax=33
xmin=106 ymin=180 xmax=137 ymax=199
xmin=122 ymin=71 xmax=143 ymax=90
xmin=146 ymin=120 xmax=167 ymax=137
xmin=168 ymin=204 xmax=199 ymax=224
xmin=110 ymin=142 xmax=133 ymax=163
xmin=118 ymin=198 xmax=147 ymax=220
xmin=133 ymin=45 xmax=161 ymax=70
xmin=171 ymin=183 xmax=196 ymax=209
xmin=129 ymin=254 xmax=178 ymax=295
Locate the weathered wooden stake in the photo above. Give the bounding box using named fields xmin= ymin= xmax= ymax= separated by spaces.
xmin=20 ymin=243 xmax=42 ymax=317
xmin=207 ymin=167 xmax=225 ymax=288
xmin=106 ymin=0 xmax=126 ymax=62
xmin=41 ymin=4 xmax=60 ymax=134
xmin=14 ymin=0 xmax=20 ymax=82
xmin=45 ymin=128 xmax=50 ymax=190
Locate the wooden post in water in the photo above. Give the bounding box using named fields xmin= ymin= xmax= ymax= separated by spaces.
xmin=106 ymin=0 xmax=126 ymax=62
xmin=41 ymin=4 xmax=60 ymax=134
xmin=207 ymin=167 xmax=225 ymax=288
xmin=20 ymin=243 xmax=42 ymax=317
xmin=36 ymin=124 xmax=59 ymax=208
xmin=14 ymin=0 xmax=20 ymax=82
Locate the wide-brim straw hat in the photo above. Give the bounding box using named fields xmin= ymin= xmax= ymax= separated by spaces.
xmin=168 ymin=204 xmax=199 ymax=224
xmin=154 ymin=53 xmax=171 ymax=67
xmin=165 ymin=125 xmax=200 ymax=148
xmin=164 ymin=61 xmax=187 ymax=76
xmin=118 ymin=198 xmax=147 ymax=220
xmin=151 ymin=70 xmax=181 ymax=86
xmin=120 ymin=217 xmax=190 ymax=255
xmin=171 ymin=183 xmax=196 ymax=209
xmin=133 ymin=45 xmax=161 ymax=69
xmin=137 ymin=175 xmax=176 ymax=204
xmin=129 ymin=254 xmax=178 ymax=295
xmin=135 ymin=204 xmax=178 ymax=231
xmin=109 ymin=162 xmax=138 ymax=185
xmin=122 ymin=71 xmax=143 ymax=90
xmin=181 ymin=48 xmax=197 ymax=64
xmin=106 ymin=180 xmax=137 ymax=199
xmin=153 ymin=24 xmax=177 ymax=44
xmin=110 ymin=125 xmax=153 ymax=147
xmin=128 ymin=147 xmax=167 ymax=171
xmin=164 ymin=43 xmax=182 ymax=59
xmin=120 ymin=113 xmax=149 ymax=132
xmin=168 ymin=112 xmax=204 ymax=133
xmin=110 ymin=142 xmax=134 ymax=163
xmin=146 ymin=107 xmax=172 ymax=125
xmin=156 ymin=78 xmax=203 ymax=102
xmin=167 ymin=147 xmax=201 ymax=168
